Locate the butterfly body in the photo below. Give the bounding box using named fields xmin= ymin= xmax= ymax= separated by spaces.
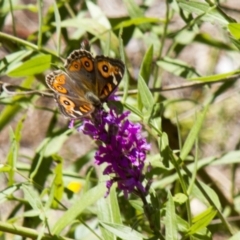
xmin=46 ymin=49 xmax=125 ymax=119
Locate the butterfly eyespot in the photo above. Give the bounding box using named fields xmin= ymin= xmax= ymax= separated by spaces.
xmin=59 ymin=96 xmax=75 ymax=111
xmin=53 ymin=83 xmax=67 ymax=93
xmin=55 ymin=74 xmax=66 ymax=84
xmin=84 ymin=61 xmax=90 ymax=67
xmin=63 ymin=100 xmax=70 ymax=105
xmin=102 ymin=65 xmax=109 ymax=72
xmin=97 ymin=61 xmax=112 ymax=78
xmin=81 ymin=57 xmax=93 ymax=71
xmin=68 ymin=60 xmax=81 ymax=71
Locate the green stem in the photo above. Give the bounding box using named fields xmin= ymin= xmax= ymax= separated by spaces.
xmin=170 ymin=154 xmax=192 ymax=226
xmin=0 ymin=31 xmax=58 ymax=57
xmin=37 ymin=0 xmax=43 ymax=49
xmin=138 ymin=191 xmax=165 ymax=240
xmin=0 ymin=221 xmax=73 ymax=240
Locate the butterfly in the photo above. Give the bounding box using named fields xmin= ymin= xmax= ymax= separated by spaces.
xmin=45 ymin=48 xmax=125 ymax=119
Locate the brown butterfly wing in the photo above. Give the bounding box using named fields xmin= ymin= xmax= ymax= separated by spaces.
xmin=64 ymin=49 xmax=97 ymax=93
xmin=94 ymin=56 xmax=125 ymax=101
xmin=45 ymin=70 xmax=94 ymax=118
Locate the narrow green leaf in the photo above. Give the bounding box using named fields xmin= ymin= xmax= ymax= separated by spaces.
xmin=100 ymin=222 xmax=144 ymax=240
xmin=42 ymin=130 xmax=71 ymax=157
xmin=228 ymin=23 xmax=240 ymax=39
xmin=119 ymin=29 xmax=129 ymax=103
xmin=124 ymin=103 xmax=143 ymax=119
xmin=138 ymin=75 xmax=154 ymax=113
xmin=51 ymin=155 xmax=64 ymax=208
xmin=7 ymin=116 xmax=25 ymax=186
xmin=0 ymin=76 xmax=35 ymax=131
xmin=175 ymin=29 xmax=196 ymax=44
xmin=160 ymin=132 xmax=171 ymax=168
xmin=195 ymin=181 xmax=221 ymax=210
xmin=157 ymin=57 xmax=200 ymax=79
xmin=123 ymin=0 xmax=144 ymax=18
xmin=109 ymin=187 xmax=122 ymax=224
xmin=60 ymin=18 xmax=119 ymax=53
xmin=0 ymin=50 xmax=33 ymax=73
xmin=7 ymin=54 xmax=51 ymax=77
xmin=22 ymin=185 xmax=43 ymax=213
xmin=86 ymin=0 xmax=110 ymax=29
xmin=187 ymin=207 xmax=217 ymax=235
xmin=165 ymin=192 xmax=178 ymax=240
xmin=37 ymin=0 xmax=43 ymax=48
xmin=189 ymin=70 xmax=240 ymax=82
xmin=178 ymin=0 xmax=229 ymax=26
xmin=129 ymin=200 xmax=143 ymax=212
xmin=212 ymin=151 xmax=240 ymax=166
xmin=53 ymin=1 xmax=61 ymax=55
xmin=180 ymin=103 xmax=209 ymax=161
xmin=0 ymin=185 xmax=18 ymax=204
xmin=195 ymin=33 xmax=236 ymax=51
xmin=52 ymin=183 xmax=106 ymax=235
xmin=114 ymin=17 xmax=160 ymax=29
xmin=139 ymin=44 xmax=153 ymax=84
xmin=98 ymin=187 xmax=121 ymax=240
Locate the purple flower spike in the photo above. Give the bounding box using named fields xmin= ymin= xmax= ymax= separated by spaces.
xmin=79 ymin=108 xmax=150 ymax=197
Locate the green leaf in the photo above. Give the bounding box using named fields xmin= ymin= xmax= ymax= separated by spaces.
xmin=157 ymin=57 xmax=200 ymax=78
xmin=109 ymin=188 xmax=122 ymax=224
xmin=98 ymin=187 xmax=122 ymax=240
xmin=86 ymin=0 xmax=110 ymax=29
xmin=195 ymin=33 xmax=236 ymax=51
xmin=160 ymin=132 xmax=171 ymax=168
xmin=178 ymin=0 xmax=229 ymax=26
xmin=180 ymin=103 xmax=209 ymax=161
xmin=189 ymin=70 xmax=240 ymax=82
xmin=100 ymin=222 xmax=144 ymax=240
xmin=165 ymin=191 xmax=178 ymax=240
xmin=51 ymin=155 xmax=64 ymax=208
xmin=173 ymin=193 xmax=188 ymax=205
xmin=0 ymin=50 xmax=33 ymax=73
xmin=187 ymin=207 xmax=217 ymax=235
xmin=0 ymin=76 xmax=35 ymax=131
xmin=60 ymin=18 xmax=120 ymax=54
xmin=119 ymin=30 xmax=129 ymax=103
xmin=228 ymin=23 xmax=240 ymax=40
xmin=123 ymin=103 xmax=143 ymax=119
xmin=212 ymin=151 xmax=240 ymax=166
xmin=137 ymin=75 xmax=154 ymax=113
xmin=139 ymin=44 xmax=153 ymax=84
xmin=52 ymin=183 xmax=106 ymax=235
xmin=114 ymin=17 xmax=160 ymax=29
xmin=7 ymin=54 xmax=51 ymax=77
xmin=129 ymin=200 xmax=143 ymax=212
xmin=7 ymin=116 xmax=25 ymax=186
xmin=22 ymin=185 xmax=43 ymax=214
xmin=53 ymin=1 xmax=61 ymax=55
xmin=0 ymin=185 xmax=18 ymax=204
xmin=123 ymin=0 xmax=144 ymax=18
xmin=175 ymin=29 xmax=197 ymax=44
xmin=194 ymin=181 xmax=221 ymax=210
xmin=41 ymin=130 xmax=72 ymax=157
